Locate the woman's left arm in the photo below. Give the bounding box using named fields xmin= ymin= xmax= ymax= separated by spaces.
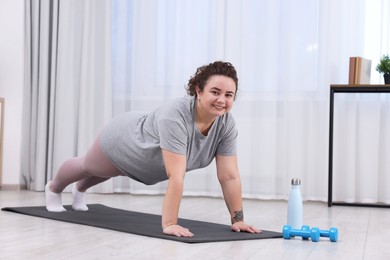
xmin=216 ymin=155 xmax=261 ymax=233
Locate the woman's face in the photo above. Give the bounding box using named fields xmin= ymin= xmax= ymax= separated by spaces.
xmin=196 ymin=75 xmax=237 ymax=118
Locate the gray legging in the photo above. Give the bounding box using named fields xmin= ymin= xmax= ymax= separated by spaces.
xmin=50 ymin=133 xmax=124 ymax=193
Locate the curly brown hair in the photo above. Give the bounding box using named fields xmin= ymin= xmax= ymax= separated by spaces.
xmin=186 ymin=61 xmax=238 ymax=99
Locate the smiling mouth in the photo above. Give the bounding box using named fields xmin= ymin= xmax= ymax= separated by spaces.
xmin=213 ymin=104 xmax=225 ymax=110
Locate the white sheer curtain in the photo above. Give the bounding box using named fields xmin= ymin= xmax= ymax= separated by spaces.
xmin=110 ymin=0 xmax=390 ymax=203
xmin=333 ymin=1 xmax=390 ymax=204
xmin=53 ymin=0 xmax=113 ymax=193
xmin=22 ymin=0 xmax=113 ymax=192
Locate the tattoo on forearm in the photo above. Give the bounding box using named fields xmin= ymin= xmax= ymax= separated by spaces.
xmin=231 ymin=209 xmax=244 ymax=224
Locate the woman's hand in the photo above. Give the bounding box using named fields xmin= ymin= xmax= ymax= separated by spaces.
xmin=163 ymin=224 xmax=194 ymax=237
xmin=231 ymin=221 xmax=262 ymax=234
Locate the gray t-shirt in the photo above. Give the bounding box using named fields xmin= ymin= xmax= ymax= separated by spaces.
xmin=100 ymin=96 xmax=237 ymax=185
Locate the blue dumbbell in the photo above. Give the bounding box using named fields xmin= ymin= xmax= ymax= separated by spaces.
xmin=295 ymin=226 xmax=339 ymax=242
xmin=319 ymin=227 xmax=338 ymax=242
xmin=282 ymin=225 xmax=320 ymax=242
xmin=289 ymin=225 xmax=310 ymax=239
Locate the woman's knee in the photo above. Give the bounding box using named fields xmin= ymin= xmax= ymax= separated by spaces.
xmin=80 ymin=153 xmax=121 ymax=178
xmin=79 ymin=156 xmax=94 ymax=176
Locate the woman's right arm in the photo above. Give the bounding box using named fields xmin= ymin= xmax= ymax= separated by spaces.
xmin=161 ymin=149 xmax=194 ymax=237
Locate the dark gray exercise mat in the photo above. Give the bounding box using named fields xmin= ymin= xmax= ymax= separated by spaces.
xmin=1 ymin=204 xmax=282 ymax=243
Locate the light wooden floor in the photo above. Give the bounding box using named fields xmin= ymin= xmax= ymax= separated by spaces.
xmin=1 ymin=190 xmax=389 ymax=259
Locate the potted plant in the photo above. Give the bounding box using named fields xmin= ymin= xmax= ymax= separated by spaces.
xmin=376 ymin=54 xmax=390 ymax=84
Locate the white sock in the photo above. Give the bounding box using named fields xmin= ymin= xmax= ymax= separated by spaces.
xmin=45 ymin=182 xmax=66 ymax=212
xmin=72 ymin=185 xmax=89 ymax=211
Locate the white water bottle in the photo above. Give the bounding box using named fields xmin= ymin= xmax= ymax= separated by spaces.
xmin=287 ymin=178 xmax=303 ymax=229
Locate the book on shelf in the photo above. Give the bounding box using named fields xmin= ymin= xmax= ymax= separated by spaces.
xmin=348 ymin=57 xmax=371 ymax=84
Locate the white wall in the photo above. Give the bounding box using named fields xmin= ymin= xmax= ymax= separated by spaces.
xmin=0 ymin=0 xmax=24 ymax=186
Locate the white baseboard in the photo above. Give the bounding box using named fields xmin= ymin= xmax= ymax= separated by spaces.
xmin=0 ymin=184 xmax=27 ymax=190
